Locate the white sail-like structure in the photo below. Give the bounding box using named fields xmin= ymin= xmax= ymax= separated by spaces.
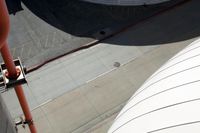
xmin=108 ymin=38 xmax=200 ymax=133
xmin=82 ymin=0 xmax=171 ymax=6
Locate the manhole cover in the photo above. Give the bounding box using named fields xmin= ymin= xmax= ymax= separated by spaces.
xmin=114 ymin=62 xmax=121 ymax=67
xmin=100 ymin=30 xmax=106 ymax=35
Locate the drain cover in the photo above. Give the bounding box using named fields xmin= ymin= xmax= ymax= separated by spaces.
xmin=114 ymin=62 xmax=121 ymax=67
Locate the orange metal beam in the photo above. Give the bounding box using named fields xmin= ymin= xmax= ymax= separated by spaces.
xmin=0 ymin=0 xmax=37 ymax=132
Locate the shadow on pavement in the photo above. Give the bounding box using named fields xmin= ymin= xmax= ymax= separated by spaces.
xmin=101 ymin=0 xmax=200 ymax=46
xmin=4 ymin=0 xmax=200 ymax=69
xmin=21 ymin=0 xmax=200 ymax=46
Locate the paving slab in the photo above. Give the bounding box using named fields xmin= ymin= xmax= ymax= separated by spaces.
xmin=2 ymin=0 xmax=200 ymax=132
xmin=16 ymin=40 xmax=189 ymax=133
xmin=1 ymin=0 xmax=186 ymax=68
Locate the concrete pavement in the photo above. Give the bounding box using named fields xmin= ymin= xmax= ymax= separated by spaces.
xmin=4 ymin=0 xmax=185 ymax=68
xmin=2 ymin=0 xmax=200 ymax=132
xmin=16 ymin=41 xmax=189 ymax=133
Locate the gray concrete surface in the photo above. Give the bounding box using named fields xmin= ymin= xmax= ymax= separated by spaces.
xmin=3 ymin=0 xmax=200 ymax=118
xmin=16 ymin=42 xmax=189 ymax=133
xmin=0 ymin=94 xmax=16 ymax=133
xmin=2 ymin=0 xmax=200 ymax=132
xmin=7 ymin=5 xmax=93 ymax=68
xmin=3 ymin=0 xmax=185 ymax=68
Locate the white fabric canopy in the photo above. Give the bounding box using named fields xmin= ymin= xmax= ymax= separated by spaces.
xmin=108 ymin=38 xmax=200 ymax=133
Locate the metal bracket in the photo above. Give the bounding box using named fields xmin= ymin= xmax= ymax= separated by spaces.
xmin=15 ymin=116 xmax=26 ymax=128
xmin=0 ymin=76 xmax=5 ymax=93
xmin=0 ymin=58 xmax=27 ymax=92
xmin=15 ymin=116 xmax=34 ymax=130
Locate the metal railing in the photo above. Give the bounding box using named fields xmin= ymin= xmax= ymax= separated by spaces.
xmin=0 ymin=0 xmax=37 ymax=132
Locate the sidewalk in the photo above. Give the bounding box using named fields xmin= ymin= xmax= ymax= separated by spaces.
xmin=5 ymin=0 xmax=185 ymax=68
xmin=2 ymin=0 xmax=200 ymax=132
xmin=16 ymin=41 xmax=189 ymax=133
